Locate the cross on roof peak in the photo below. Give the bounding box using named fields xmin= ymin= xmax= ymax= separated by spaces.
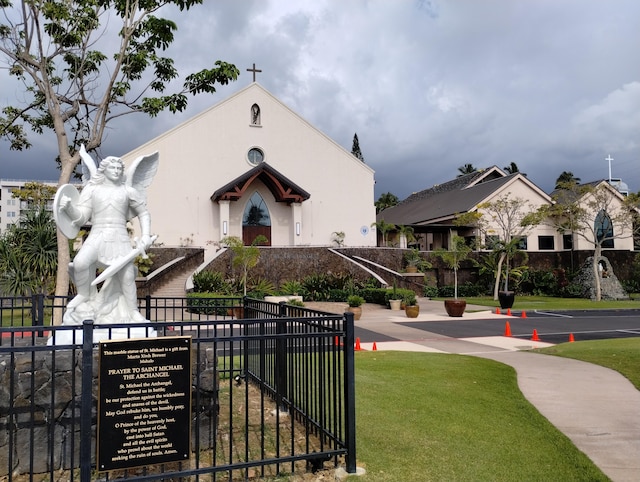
xmin=247 ymin=63 xmax=262 ymax=82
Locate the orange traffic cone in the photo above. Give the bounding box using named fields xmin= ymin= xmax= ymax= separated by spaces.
xmin=521 ymin=311 xmax=527 ymax=318
xmin=531 ymin=329 xmax=540 ymax=341
xmin=504 ymin=321 xmax=512 ymax=337
xmin=355 ymin=338 xmax=362 ymax=351
xmin=496 ymin=307 xmax=501 ymax=315
xmin=506 ymin=308 xmax=512 ymax=316
xmin=569 ymin=333 xmax=575 ymax=343
xmin=372 ymin=342 xmax=378 ymax=351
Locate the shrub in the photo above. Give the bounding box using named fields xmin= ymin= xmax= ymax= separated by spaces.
xmin=187 ymin=293 xmax=238 ymax=315
xmin=347 ymin=295 xmax=365 ymax=307
xmin=192 ymin=270 xmax=230 ymax=293
xmin=424 ymin=286 xmax=439 ymax=298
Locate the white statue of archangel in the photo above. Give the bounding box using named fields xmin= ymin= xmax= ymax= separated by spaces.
xmin=53 ymin=145 xmax=159 ymax=326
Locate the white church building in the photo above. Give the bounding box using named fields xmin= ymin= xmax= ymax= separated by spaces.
xmin=123 ymin=82 xmax=377 ymax=251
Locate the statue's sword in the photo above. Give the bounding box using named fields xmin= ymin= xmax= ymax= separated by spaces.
xmin=91 ymin=235 xmax=158 ymax=286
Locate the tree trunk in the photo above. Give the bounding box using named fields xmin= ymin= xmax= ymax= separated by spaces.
xmin=52 ymin=157 xmax=77 ymax=325
xmin=592 ymin=246 xmax=602 ymax=302
xmin=493 ymin=252 xmax=506 ymax=300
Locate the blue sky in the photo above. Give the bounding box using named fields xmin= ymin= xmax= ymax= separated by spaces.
xmin=1 ymin=0 xmax=639 ymax=199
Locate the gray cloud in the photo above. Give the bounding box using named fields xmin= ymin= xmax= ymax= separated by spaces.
xmin=2 ymin=0 xmax=638 ymax=198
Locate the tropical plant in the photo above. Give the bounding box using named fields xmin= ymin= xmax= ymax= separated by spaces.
xmin=403 ymin=248 xmax=432 ymax=272
xmin=0 ymin=0 xmax=239 ymax=315
xmin=247 ymin=278 xmax=276 ymax=298
xmin=0 ymin=207 xmax=57 ymax=297
xmin=503 ymin=162 xmax=520 ymax=174
xmin=457 ymin=163 xmax=477 ymax=177
xmin=403 ymin=293 xmax=417 ymax=307
xmin=397 ymin=225 xmax=416 ymax=247
xmin=331 ymin=231 xmax=346 ymax=247
xmin=279 ymin=280 xmax=304 ymax=296
xmin=221 ymin=235 xmax=268 ymax=296
xmin=371 ymin=219 xmax=396 ymax=247
xmin=433 ymin=235 xmax=473 ymax=299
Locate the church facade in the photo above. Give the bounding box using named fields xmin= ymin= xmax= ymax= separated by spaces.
xmin=123 ymin=83 xmax=377 ymax=251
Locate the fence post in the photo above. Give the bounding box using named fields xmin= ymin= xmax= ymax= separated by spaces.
xmin=145 ymin=294 xmax=152 ymax=320
xmin=343 ymin=311 xmax=357 ymax=473
xmin=81 ymin=320 xmax=94 ymax=482
xmin=276 ymin=302 xmax=288 ymax=411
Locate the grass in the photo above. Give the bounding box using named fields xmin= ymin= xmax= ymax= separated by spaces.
xmin=538 ymin=337 xmax=640 ymax=390
xmin=445 ymin=294 xmax=640 ymax=311
xmin=350 ymin=351 xmax=609 ymax=481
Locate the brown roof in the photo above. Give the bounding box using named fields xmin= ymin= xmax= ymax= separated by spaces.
xmin=211 ymin=163 xmax=310 ymax=204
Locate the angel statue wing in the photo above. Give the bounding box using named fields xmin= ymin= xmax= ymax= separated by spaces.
xmin=78 ymin=144 xmax=97 ymax=185
xmin=125 ymin=151 xmax=159 ymax=217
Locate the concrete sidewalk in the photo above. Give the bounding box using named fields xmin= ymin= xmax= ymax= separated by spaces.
xmin=327 ymin=299 xmax=640 ymax=482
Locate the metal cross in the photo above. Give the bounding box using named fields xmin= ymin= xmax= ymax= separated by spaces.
xmin=247 ymin=63 xmax=262 ymax=82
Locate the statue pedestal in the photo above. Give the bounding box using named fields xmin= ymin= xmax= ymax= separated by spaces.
xmin=47 ymin=326 xmax=157 ymax=345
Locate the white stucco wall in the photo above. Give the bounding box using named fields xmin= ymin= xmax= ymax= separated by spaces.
xmin=122 ymin=83 xmax=376 ymax=250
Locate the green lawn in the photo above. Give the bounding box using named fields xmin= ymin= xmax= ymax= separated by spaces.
xmin=538 ymin=337 xmax=640 ymax=390
xmin=350 ymin=351 xmax=609 ymax=481
xmin=450 ymin=295 xmax=640 ymax=311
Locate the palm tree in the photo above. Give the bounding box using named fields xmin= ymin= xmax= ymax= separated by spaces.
xmin=371 ymin=219 xmax=396 ymax=247
xmin=375 ymin=192 xmax=399 ymax=213
xmin=555 ymin=171 xmax=581 ymax=189
xmin=503 ymin=162 xmax=520 ymax=174
xmin=457 ymin=163 xmax=477 ymax=177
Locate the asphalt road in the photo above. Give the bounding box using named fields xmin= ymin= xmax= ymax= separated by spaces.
xmin=401 ymin=310 xmax=640 ymax=343
xmin=391 ymin=309 xmax=640 ymax=345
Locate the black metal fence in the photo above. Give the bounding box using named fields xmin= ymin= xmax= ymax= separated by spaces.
xmin=0 ymin=295 xmax=356 ymax=481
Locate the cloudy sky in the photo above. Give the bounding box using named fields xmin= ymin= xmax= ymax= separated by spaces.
xmin=1 ymin=0 xmax=639 ymax=200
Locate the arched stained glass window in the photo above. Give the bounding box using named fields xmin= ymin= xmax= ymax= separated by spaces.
xmin=243 ymin=192 xmax=271 ymax=227
xmin=595 ymin=210 xmax=614 ymax=248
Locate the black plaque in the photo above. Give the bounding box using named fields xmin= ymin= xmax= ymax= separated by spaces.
xmin=97 ymin=336 xmax=192 ymax=472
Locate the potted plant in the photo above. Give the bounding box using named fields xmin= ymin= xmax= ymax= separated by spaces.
xmin=388 ymin=280 xmax=402 ymax=310
xmin=404 ymin=248 xmax=430 ymax=273
xmin=434 ymin=235 xmax=473 ymax=317
xmin=403 ymin=293 xmax=419 ymax=318
xmin=346 ymin=295 xmax=365 ymax=320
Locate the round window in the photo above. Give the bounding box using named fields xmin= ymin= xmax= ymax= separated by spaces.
xmin=247 ymin=147 xmax=264 ymax=166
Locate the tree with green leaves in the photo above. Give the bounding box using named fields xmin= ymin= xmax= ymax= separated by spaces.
xmin=375 ymin=192 xmax=399 ymax=213
xmin=351 ymin=132 xmax=364 ymax=162
xmin=457 ymin=163 xmax=477 ymax=177
xmin=526 ymin=182 xmax=640 ymax=301
xmin=221 ymin=235 xmax=268 ymax=296
xmin=456 ymin=195 xmax=537 ymax=300
xmin=11 ymin=182 xmax=57 ymax=209
xmin=555 ymin=171 xmax=581 ymax=190
xmin=0 ymin=1 xmax=239 ymax=315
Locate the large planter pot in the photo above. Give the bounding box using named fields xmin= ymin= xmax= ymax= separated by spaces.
xmin=389 ymin=299 xmax=402 ymax=310
xmin=404 ymin=305 xmax=420 ymax=318
xmin=347 ymin=306 xmax=362 ymax=320
xmin=498 ymin=290 xmax=515 ymax=309
xmin=405 ymin=266 xmax=418 ymax=273
xmin=444 ymin=299 xmax=466 ymax=317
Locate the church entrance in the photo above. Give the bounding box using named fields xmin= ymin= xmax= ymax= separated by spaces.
xmin=242 ymin=192 xmax=271 ymax=246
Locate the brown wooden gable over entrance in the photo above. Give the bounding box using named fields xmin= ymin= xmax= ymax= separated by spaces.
xmin=211 ymin=163 xmax=311 ymax=204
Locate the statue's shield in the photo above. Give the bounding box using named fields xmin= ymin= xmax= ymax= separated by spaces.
xmin=53 ymin=184 xmax=81 ymax=239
